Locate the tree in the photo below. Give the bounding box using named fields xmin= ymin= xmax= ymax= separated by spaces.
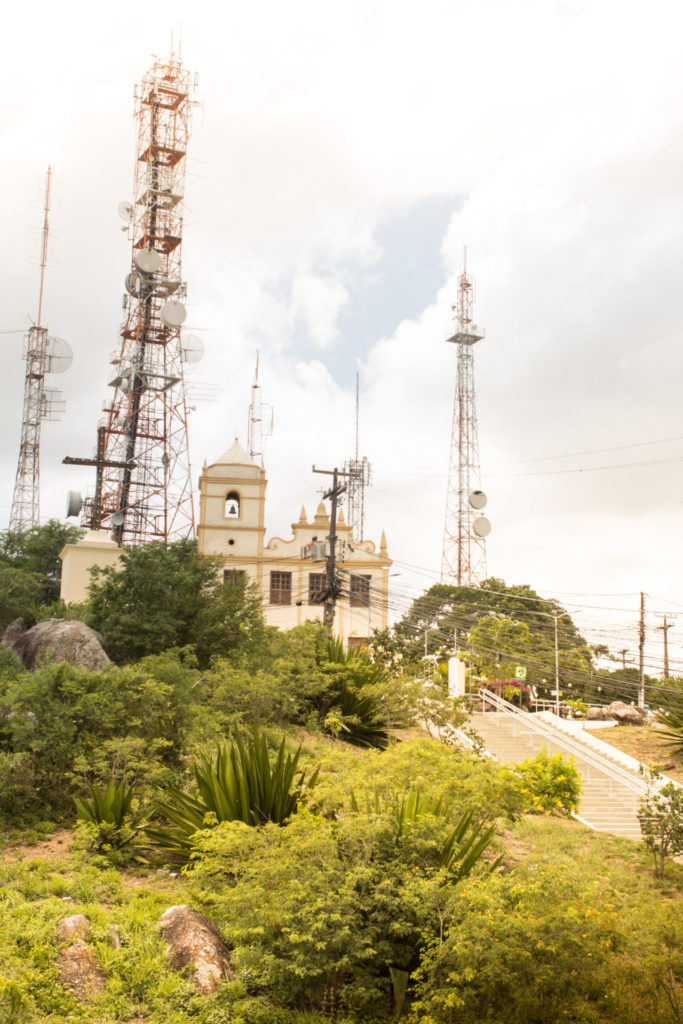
xmin=87 ymin=538 xmax=264 ymax=666
xmin=0 ymin=520 xmax=84 ymax=603
xmin=392 ymin=578 xmax=588 ymax=667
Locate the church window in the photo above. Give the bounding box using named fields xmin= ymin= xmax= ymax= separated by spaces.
xmin=308 ymin=573 xmax=326 ymax=605
xmin=223 ymin=569 xmax=245 ymax=587
xmin=225 ymin=491 xmax=240 ymax=518
xmin=270 ymin=571 xmax=292 ymax=605
xmin=349 ymin=574 xmax=371 ymax=608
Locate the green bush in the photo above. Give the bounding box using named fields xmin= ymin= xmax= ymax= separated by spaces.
xmin=0 ymin=752 xmax=36 ymax=816
xmin=513 ymin=747 xmax=581 ymax=815
xmin=0 ymin=652 xmax=198 ymax=815
xmin=147 ymin=728 xmax=319 ymax=862
xmin=75 ymin=777 xmax=147 ymax=861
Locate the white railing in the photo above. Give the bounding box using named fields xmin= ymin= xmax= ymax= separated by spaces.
xmin=478 ymin=688 xmax=650 ymax=800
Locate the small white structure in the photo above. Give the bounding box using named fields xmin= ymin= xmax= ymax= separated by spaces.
xmin=198 ymin=439 xmax=392 ymax=647
xmin=59 ymin=530 xmax=123 ymax=604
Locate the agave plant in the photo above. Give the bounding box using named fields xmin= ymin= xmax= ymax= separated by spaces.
xmin=316 ymin=638 xmax=390 ymax=749
xmin=657 ymin=707 xmax=683 ymax=757
xmin=146 ymin=727 xmax=319 ymax=862
xmin=351 ymin=784 xmax=500 ymax=881
xmin=75 ymin=777 xmax=147 ymax=855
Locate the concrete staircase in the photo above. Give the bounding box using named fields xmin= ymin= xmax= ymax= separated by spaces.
xmin=469 ymin=709 xmax=644 ymax=840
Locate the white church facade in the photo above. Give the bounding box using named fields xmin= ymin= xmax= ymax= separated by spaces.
xmin=197 ymin=439 xmax=391 ymax=646
xmin=61 ymin=438 xmax=392 ymax=648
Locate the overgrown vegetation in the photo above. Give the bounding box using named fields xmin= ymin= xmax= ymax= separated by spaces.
xmin=1 ymin=564 xmax=683 ymax=1022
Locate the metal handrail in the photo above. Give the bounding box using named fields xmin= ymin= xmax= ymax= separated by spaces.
xmin=478 ymin=688 xmax=650 ymax=798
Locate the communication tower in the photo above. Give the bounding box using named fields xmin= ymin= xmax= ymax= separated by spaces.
xmin=343 ymin=373 xmax=372 ymax=542
xmin=70 ymin=51 xmax=198 ymax=544
xmin=441 ymin=253 xmax=491 ymax=586
xmin=10 ymin=167 xmax=72 ymax=531
xmin=247 ymin=352 xmax=273 ymax=463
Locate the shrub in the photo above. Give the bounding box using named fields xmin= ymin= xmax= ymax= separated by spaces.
xmin=74 ymin=777 xmax=147 ymax=861
xmin=146 ymin=728 xmax=319 ymax=862
xmin=514 ymin=747 xmax=581 ymax=815
xmin=638 ymin=774 xmax=683 ymax=878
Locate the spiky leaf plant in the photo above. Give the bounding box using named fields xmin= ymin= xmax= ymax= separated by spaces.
xmin=351 ymin=784 xmax=500 ymax=880
xmin=146 ymin=727 xmax=318 ymax=862
xmin=74 ymin=778 xmax=147 ymax=856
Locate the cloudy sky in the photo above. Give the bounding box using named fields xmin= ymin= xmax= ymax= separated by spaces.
xmin=3 ymin=0 xmax=683 ymax=671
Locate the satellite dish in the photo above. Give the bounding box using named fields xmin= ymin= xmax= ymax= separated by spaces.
xmin=66 ymin=490 xmax=83 ymax=518
xmin=469 ymin=490 xmax=487 ymax=510
xmin=160 ymin=300 xmax=187 ymax=326
xmin=46 ymin=337 xmax=73 ymax=375
xmin=134 ymin=248 xmax=162 ymax=274
xmin=117 ymin=201 xmax=134 ymax=223
xmin=111 ymin=512 xmax=125 ymax=526
xmin=125 ymin=271 xmax=145 ymax=297
xmin=472 ymin=516 xmax=492 ymax=538
xmin=181 ymin=334 xmax=204 ymax=364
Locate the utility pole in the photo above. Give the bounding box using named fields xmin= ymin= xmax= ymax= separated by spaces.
xmin=655 ymin=614 xmax=676 ymax=679
xmin=638 ymin=591 xmax=646 ymax=709
xmin=312 ymin=466 xmax=350 ymax=630
xmin=617 ymin=648 xmax=633 ymax=671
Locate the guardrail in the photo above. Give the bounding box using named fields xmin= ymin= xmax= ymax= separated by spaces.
xmin=478 ymin=688 xmax=650 ymax=800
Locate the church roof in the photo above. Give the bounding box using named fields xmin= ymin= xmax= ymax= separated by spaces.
xmin=211 ymin=438 xmax=256 ymax=468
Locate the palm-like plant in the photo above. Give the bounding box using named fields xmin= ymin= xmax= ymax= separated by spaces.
xmin=75 ymin=778 xmax=146 ymax=855
xmin=146 ymin=728 xmax=318 ymax=862
xmin=317 ymin=638 xmax=390 ymax=749
xmin=351 ymin=784 xmax=501 ymax=881
xmin=657 ymin=708 xmax=683 ymax=757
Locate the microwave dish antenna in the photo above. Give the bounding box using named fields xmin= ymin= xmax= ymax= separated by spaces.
xmin=134 ymin=248 xmax=163 ymax=275
xmin=117 ymin=201 xmax=134 ymax=223
xmin=160 ymin=300 xmax=187 ymax=326
xmin=180 ymin=334 xmax=204 ymax=364
xmin=46 ymin=336 xmax=73 ymax=375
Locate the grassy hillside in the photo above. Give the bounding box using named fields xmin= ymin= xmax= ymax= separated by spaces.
xmin=1 ymin=731 xmax=681 ymax=1024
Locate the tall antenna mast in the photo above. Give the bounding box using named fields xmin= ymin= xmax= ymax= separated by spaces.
xmin=343 ymin=372 xmax=372 ymax=542
xmin=72 ymin=50 xmax=198 ymax=544
xmin=441 ymin=250 xmax=491 ymax=585
xmin=10 ymin=167 xmax=72 ymax=531
xmin=247 ymin=351 xmax=273 ymax=462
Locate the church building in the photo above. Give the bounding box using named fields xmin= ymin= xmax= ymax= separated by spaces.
xmin=197 ymin=439 xmax=391 ymax=647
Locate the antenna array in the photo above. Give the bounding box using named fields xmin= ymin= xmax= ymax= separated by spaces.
xmin=76 ymin=52 xmax=198 ymax=544
xmin=10 ymin=168 xmax=72 ymax=531
xmin=247 ymin=352 xmax=273 ymax=462
xmin=343 ymin=373 xmax=372 ymax=542
xmin=440 ymin=254 xmax=491 ymax=585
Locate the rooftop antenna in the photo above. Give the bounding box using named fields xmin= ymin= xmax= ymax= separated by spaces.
xmin=10 ymin=167 xmax=73 ymax=531
xmin=441 ymin=247 xmax=491 ymax=585
xmin=246 ymin=350 xmax=273 ymax=463
xmin=343 ymin=372 xmax=372 ymax=542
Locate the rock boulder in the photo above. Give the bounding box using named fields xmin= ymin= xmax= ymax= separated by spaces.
xmin=604 ymin=700 xmax=645 ymax=726
xmin=56 ymin=914 xmax=90 ymax=943
xmin=159 ymin=905 xmax=233 ymax=994
xmin=55 ymin=939 xmax=107 ymax=998
xmin=585 ymin=707 xmax=607 ymax=721
xmin=7 ymin=619 xmax=110 ymax=671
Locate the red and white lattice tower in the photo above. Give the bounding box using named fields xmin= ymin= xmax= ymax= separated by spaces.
xmin=84 ymin=52 xmax=197 ymax=544
xmin=10 ymin=167 xmax=71 ymax=531
xmin=440 ymin=255 xmax=491 ymax=586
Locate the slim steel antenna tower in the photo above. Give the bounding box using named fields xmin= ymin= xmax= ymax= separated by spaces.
xmin=75 ymin=51 xmax=198 ymax=544
xmin=441 ymin=252 xmax=491 ymax=585
xmin=246 ymin=351 xmax=273 ymax=462
xmin=10 ymin=167 xmax=72 ymax=531
xmin=343 ymin=373 xmax=372 ymax=542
